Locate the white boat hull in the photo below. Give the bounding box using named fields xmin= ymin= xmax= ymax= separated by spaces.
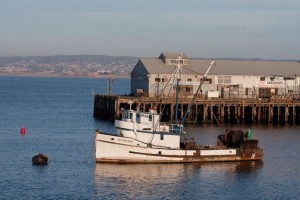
xmin=95 ymin=131 xmax=263 ymax=163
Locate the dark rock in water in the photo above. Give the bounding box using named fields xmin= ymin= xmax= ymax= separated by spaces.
xmin=32 ymin=154 xmax=48 ymax=165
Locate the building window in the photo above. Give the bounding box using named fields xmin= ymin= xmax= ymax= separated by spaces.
xmin=187 ymin=78 xmax=192 ymax=81
xmin=218 ymin=76 xmax=223 ymax=83
xmin=224 ymin=76 xmax=231 ymax=84
xmin=155 ymin=78 xmax=161 ymax=82
xmin=170 ymin=59 xmax=177 ymax=64
xmin=186 ymin=87 xmax=192 ymax=93
xmin=201 ymin=78 xmax=212 ymax=84
xmin=260 ymin=77 xmax=265 ymax=81
xmin=218 ymin=76 xmax=231 ymax=84
xmin=149 ymin=115 xmax=152 ymax=122
xmin=284 ymin=77 xmax=295 ymax=80
xmin=162 ymin=78 xmax=165 ymax=82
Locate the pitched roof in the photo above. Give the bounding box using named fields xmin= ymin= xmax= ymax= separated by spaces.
xmin=140 ymin=58 xmax=300 ymax=76
xmin=159 ymin=52 xmax=189 ymax=59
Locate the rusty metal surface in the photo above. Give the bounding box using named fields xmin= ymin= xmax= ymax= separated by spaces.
xmin=96 ymin=150 xmax=263 ymax=164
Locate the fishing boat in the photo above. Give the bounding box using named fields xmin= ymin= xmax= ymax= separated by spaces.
xmin=95 ymin=57 xmax=263 ymax=163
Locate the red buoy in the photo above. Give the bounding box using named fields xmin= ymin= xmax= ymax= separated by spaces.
xmin=20 ymin=126 xmax=26 ymax=135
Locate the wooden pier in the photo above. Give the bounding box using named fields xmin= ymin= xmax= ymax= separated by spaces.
xmin=94 ymin=94 xmax=300 ymax=125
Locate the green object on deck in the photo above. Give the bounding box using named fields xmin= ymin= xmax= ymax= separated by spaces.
xmin=247 ymin=129 xmax=252 ymax=139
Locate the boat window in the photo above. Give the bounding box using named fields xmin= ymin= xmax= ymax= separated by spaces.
xmin=149 ymin=115 xmax=152 ymax=122
xmin=136 ymin=114 xmax=140 ymax=123
xmin=160 ymin=134 xmax=164 ymax=140
xmin=130 ymin=113 xmax=133 ymax=119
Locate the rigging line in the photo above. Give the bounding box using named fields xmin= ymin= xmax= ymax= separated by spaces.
xmin=138 ymin=68 xmax=178 ymax=144
xmin=149 ymin=68 xmax=179 ymax=145
xmin=153 ymin=67 xmax=180 ymax=106
xmin=85 ymin=132 xmax=96 ymax=163
xmin=158 ymin=75 xmax=177 ymax=121
xmin=182 ymin=61 xmax=218 ymax=77
xmin=151 ymin=68 xmax=177 ymax=123
xmin=213 ymin=112 xmax=220 ymax=125
xmin=181 ymin=77 xmax=205 ymax=125
xmin=185 ymin=103 xmax=200 ymax=134
xmin=158 ymin=68 xmax=179 ymax=96
xmin=153 ymin=67 xmax=179 ymax=131
xmin=149 ymin=69 xmax=178 ymax=145
xmin=136 ymin=68 xmax=177 ymax=108
xmin=135 ymin=71 xmax=176 ymax=110
xmin=182 ymin=66 xmax=202 ymax=75
xmin=181 ymin=61 xmax=216 ymax=125
xmin=187 ymin=104 xmax=201 ymax=133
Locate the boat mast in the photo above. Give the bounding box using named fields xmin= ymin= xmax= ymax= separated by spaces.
xmin=174 ymin=55 xmax=182 ymax=124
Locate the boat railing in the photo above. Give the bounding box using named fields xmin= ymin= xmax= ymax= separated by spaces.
xmin=168 ymin=124 xmax=184 ymax=134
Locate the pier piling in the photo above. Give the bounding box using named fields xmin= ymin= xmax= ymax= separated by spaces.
xmin=94 ymin=94 xmax=300 ymax=125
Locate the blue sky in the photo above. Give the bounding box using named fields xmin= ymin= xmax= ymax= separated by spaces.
xmin=0 ymin=0 xmax=299 ymax=59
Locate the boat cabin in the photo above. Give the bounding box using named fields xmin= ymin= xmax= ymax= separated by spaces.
xmin=121 ymin=109 xmax=160 ymax=127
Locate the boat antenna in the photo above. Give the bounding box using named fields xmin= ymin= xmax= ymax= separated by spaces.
xmin=181 ymin=61 xmax=216 ymax=125
xmin=128 ymin=100 xmax=133 ymax=110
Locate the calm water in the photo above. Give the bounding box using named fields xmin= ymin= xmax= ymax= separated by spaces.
xmin=0 ymin=76 xmax=299 ymax=200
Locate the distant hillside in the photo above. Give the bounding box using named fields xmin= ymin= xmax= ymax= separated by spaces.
xmin=0 ymin=55 xmax=139 ymax=65
xmin=1 ymin=54 xmax=298 ymax=65
xmin=192 ymin=57 xmax=300 ymax=62
xmin=0 ymin=55 xmax=139 ymax=76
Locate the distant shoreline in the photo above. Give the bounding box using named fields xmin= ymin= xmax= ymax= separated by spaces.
xmin=0 ymin=72 xmax=130 ymax=79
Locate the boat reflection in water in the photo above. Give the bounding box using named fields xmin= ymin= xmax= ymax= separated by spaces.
xmin=94 ymin=161 xmax=263 ymax=199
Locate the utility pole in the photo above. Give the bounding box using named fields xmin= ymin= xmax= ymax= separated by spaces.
xmin=107 ymin=77 xmax=115 ymax=95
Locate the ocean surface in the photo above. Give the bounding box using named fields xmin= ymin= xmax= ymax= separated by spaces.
xmin=0 ymin=76 xmax=300 ymax=200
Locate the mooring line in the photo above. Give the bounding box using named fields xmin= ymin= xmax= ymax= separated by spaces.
xmin=85 ymin=132 xmax=96 ymax=163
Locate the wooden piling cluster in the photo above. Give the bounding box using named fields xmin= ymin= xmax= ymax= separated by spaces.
xmin=94 ymin=94 xmax=300 ymax=125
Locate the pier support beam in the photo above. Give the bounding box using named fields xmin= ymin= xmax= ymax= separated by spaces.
xmin=94 ymin=94 xmax=300 ymax=125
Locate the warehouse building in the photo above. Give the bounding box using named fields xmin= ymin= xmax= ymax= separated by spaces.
xmin=131 ymin=52 xmax=300 ymax=99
